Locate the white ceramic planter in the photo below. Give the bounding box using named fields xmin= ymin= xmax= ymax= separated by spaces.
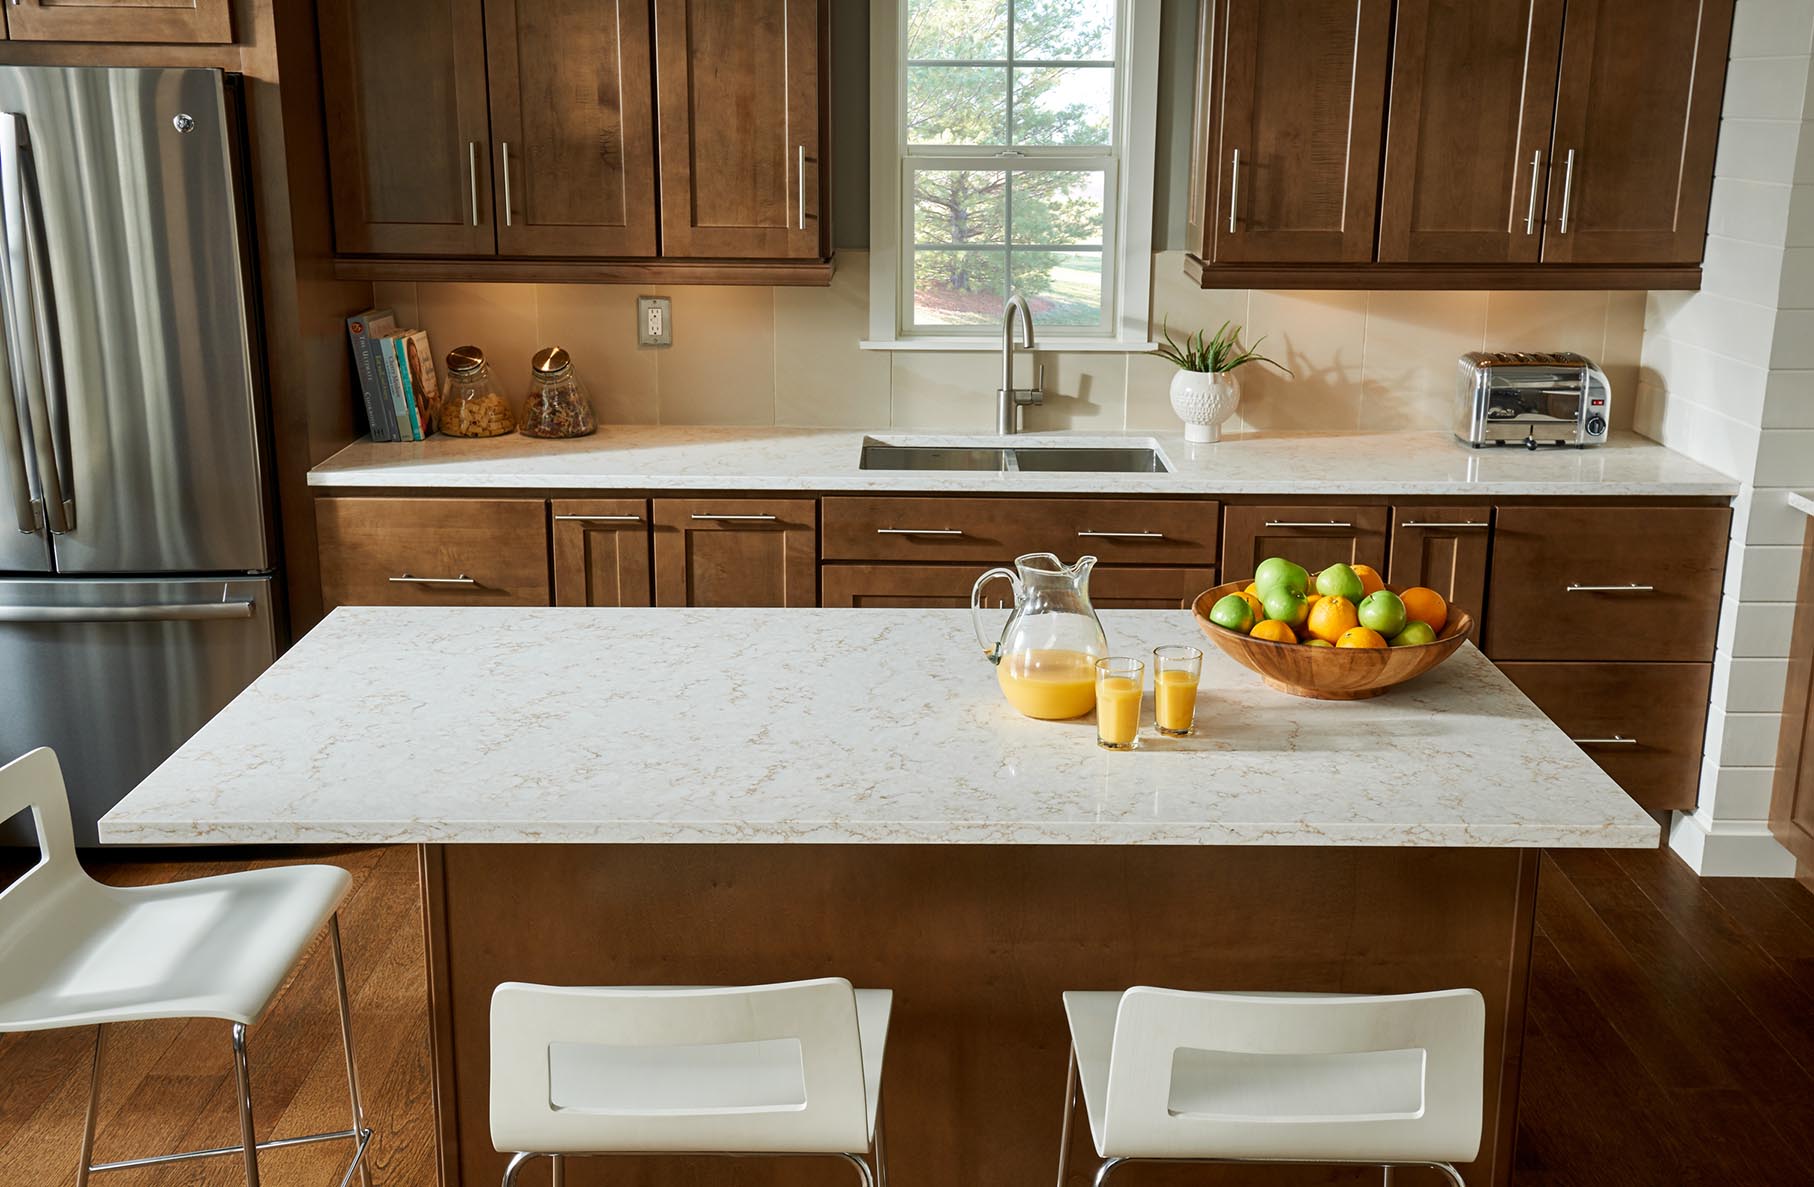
xmin=1169 ymin=370 xmax=1240 ymax=443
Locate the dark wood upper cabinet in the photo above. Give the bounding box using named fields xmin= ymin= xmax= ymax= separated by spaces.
xmin=2 ymin=0 xmax=231 ymax=43
xmin=1376 ymin=0 xmax=1565 ymax=264
xmin=651 ymin=0 xmax=826 ymax=260
xmin=1199 ymin=0 xmax=1393 ymax=265
xmin=318 ymin=0 xmax=495 ymax=256
xmin=484 ymin=0 xmax=658 ymax=258
xmin=1541 ymin=0 xmax=1735 ymax=265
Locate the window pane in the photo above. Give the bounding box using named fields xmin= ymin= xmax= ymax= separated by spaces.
xmin=908 ymin=66 xmax=1007 ymax=146
xmin=1012 ymin=66 xmax=1112 ymax=146
xmin=914 ymin=249 xmax=1007 ymax=325
xmin=1015 ymin=0 xmax=1115 ymax=60
xmin=914 ymin=170 xmax=1006 ymax=245
xmin=1010 ymin=170 xmax=1104 ymax=246
xmin=907 ymin=0 xmax=1007 ymax=60
xmin=1011 ymin=251 xmax=1104 ymax=329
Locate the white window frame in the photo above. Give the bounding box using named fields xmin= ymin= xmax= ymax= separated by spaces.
xmin=862 ymin=0 xmax=1160 ymax=352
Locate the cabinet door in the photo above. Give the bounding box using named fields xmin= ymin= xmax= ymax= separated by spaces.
xmin=1388 ymin=506 xmax=1491 ymax=641
xmin=316 ymin=497 xmax=549 ymax=609
xmin=552 ymin=500 xmax=652 ymax=607
xmin=823 ymin=564 xmax=1216 ymax=610
xmin=1209 ymin=0 xmax=1393 ymax=264
xmin=1377 ymin=0 xmax=1565 ymax=264
xmin=653 ymin=499 xmax=817 ymax=607
xmin=485 ymin=0 xmax=658 ymax=257
xmin=652 ymin=0 xmax=824 ymax=259
xmin=3 ymin=0 xmax=230 ymax=41
xmin=1541 ymin=0 xmax=1735 ymax=265
xmin=1221 ymin=505 xmax=1389 ymax=582
xmin=318 ymin=0 xmax=495 ymax=256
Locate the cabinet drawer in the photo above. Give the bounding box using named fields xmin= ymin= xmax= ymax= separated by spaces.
xmin=823 ymin=564 xmax=1216 ymax=610
xmin=316 ymin=497 xmax=550 ymax=609
xmin=1388 ymin=506 xmax=1491 ymax=643
xmin=1221 ymin=504 xmax=1390 ymax=581
xmin=652 ymin=498 xmax=817 ymax=607
xmin=822 ymin=497 xmax=1218 ymax=565
xmin=1497 ymin=661 xmax=1711 ymax=812
xmin=1486 ymin=506 xmax=1728 ymax=661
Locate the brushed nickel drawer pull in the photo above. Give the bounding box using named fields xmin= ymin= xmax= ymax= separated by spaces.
xmin=1399 ymin=520 xmax=1488 ymax=529
xmin=1524 ymin=149 xmax=1542 ymax=234
xmin=1263 ymin=520 xmax=1353 ymax=529
xmin=1572 ymin=736 xmax=1638 ymax=746
xmin=501 ymin=140 xmax=513 ymax=227
xmin=797 ymin=145 xmax=807 ymax=230
xmin=554 ymin=514 xmax=643 ymax=523
xmin=467 ymin=142 xmax=479 ymax=227
xmin=1077 ymin=530 xmax=1168 ymax=539
xmin=876 ymin=527 xmax=965 ymax=536
xmin=1558 ymin=148 xmax=1576 ymax=235
xmin=690 ymin=513 xmax=778 ymax=522
xmin=389 ymin=573 xmax=477 ymax=586
xmin=1565 ymin=583 xmax=1654 ymax=593
xmin=1227 ymin=148 xmax=1240 ymax=233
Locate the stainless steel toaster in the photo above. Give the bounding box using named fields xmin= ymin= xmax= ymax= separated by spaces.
xmin=1454 ymin=351 xmax=1610 ymax=449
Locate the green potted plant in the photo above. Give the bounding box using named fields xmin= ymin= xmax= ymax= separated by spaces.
xmin=1154 ymin=320 xmax=1290 ymax=442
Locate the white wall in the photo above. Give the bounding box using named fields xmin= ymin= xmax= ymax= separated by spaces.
xmin=1637 ymin=0 xmax=1814 ymax=876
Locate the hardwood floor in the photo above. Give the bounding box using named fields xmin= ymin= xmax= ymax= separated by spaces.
xmin=2 ymin=843 xmax=1812 ymax=1185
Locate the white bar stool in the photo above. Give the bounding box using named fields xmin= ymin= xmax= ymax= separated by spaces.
xmin=490 ymin=977 xmax=890 ymax=1187
xmin=1056 ymin=986 xmax=1485 ymax=1186
xmin=0 ymin=748 xmax=373 ymax=1187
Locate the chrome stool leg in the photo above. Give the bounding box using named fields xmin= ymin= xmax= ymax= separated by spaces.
xmin=1092 ymin=1155 xmax=1125 ymax=1186
xmin=1433 ymin=1163 xmax=1467 ymax=1186
xmin=328 ymin=914 xmax=374 ymax=1187
xmin=1055 ymin=1046 xmax=1078 ymax=1187
xmin=838 ymin=1151 xmax=876 ymax=1187
xmin=231 ymin=1022 xmax=262 ymax=1187
xmin=872 ymin=1093 xmax=889 ymax=1187
xmin=551 ymin=1153 xmax=565 ymax=1187
xmin=74 ymin=1024 xmax=105 ymax=1187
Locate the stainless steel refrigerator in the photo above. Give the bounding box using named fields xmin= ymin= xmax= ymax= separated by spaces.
xmin=0 ymin=66 xmax=278 ymax=846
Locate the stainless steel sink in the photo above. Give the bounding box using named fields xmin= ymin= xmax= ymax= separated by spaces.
xmin=858 ymin=443 xmax=1169 ymax=473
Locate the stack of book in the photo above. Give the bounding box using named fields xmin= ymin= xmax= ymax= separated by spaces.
xmin=346 ymin=308 xmax=443 ymax=442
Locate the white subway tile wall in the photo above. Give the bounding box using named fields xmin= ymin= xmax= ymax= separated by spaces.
xmin=1637 ymin=0 xmax=1814 ymax=876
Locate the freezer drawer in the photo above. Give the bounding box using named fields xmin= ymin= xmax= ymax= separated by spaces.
xmin=0 ymin=576 xmax=276 ymax=846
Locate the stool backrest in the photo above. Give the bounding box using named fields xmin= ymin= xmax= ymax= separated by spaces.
xmin=490 ymin=977 xmax=871 ymax=1156
xmin=0 ymin=748 xmax=84 ymax=935
xmin=1102 ymin=986 xmax=1485 ymax=1163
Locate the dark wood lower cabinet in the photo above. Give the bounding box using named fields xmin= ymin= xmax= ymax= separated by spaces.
xmin=1221 ymin=504 xmax=1390 ymax=583
xmin=1389 ymin=506 xmax=1491 ymax=641
xmin=552 ymin=499 xmax=652 ymax=607
xmin=1497 ymin=661 xmax=1711 ymax=811
xmin=1771 ymin=519 xmax=1814 ymax=887
xmin=822 ymin=564 xmax=1216 ymax=610
xmin=652 ymin=498 xmax=817 ymax=607
xmin=315 ymin=496 xmax=549 ymax=609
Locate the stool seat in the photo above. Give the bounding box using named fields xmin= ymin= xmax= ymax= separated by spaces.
xmin=0 ymin=863 xmax=350 ymax=1031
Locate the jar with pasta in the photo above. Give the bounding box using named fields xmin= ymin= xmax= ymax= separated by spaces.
xmin=438 ymin=345 xmax=515 ymax=438
xmin=520 ymin=346 xmax=597 ymax=439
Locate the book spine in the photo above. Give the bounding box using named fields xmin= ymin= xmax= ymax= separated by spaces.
xmin=346 ymin=314 xmax=390 ymax=441
xmin=404 ymin=330 xmax=441 ymax=437
xmin=378 ymin=335 xmax=412 ymax=441
xmin=392 ymin=336 xmax=424 ymax=440
xmin=363 ymin=312 xmax=401 ymax=442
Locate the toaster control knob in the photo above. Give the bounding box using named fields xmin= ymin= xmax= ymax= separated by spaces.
xmin=1586 ymin=415 xmax=1606 ymax=436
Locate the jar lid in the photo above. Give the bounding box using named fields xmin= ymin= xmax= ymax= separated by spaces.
xmin=446 ymin=344 xmax=486 ymax=376
xmin=532 ymin=345 xmax=572 ymax=377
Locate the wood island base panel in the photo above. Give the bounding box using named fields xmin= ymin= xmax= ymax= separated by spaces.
xmin=425 ymin=844 xmax=1539 ymax=1187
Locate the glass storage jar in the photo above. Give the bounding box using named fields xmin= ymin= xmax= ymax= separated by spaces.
xmin=520 ymin=346 xmax=597 ymax=439
xmin=438 ymin=345 xmax=516 ymax=438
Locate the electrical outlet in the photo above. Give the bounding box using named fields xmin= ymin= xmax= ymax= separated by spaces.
xmin=637 ymin=296 xmax=672 ymax=347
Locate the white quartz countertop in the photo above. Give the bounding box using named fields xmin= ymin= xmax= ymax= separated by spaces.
xmin=102 ymin=607 xmax=1660 ymax=849
xmin=306 ymin=427 xmax=1739 ymax=498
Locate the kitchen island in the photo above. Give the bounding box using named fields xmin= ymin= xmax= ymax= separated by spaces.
xmin=104 ymin=607 xmax=1658 ymax=1187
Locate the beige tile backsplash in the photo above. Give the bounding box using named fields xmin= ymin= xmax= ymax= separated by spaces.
xmin=374 ymin=249 xmax=1647 ymax=434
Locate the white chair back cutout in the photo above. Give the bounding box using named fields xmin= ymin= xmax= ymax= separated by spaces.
xmin=1101 ymin=987 xmax=1485 ymax=1163
xmin=490 ymin=977 xmax=871 ymax=1156
xmin=0 ymin=750 xmax=87 ymax=969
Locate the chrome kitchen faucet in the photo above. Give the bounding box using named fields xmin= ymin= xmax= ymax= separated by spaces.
xmin=997 ymin=293 xmax=1044 ymax=434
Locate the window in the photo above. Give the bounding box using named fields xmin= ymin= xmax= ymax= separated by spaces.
xmin=867 ymin=0 xmax=1159 ymax=349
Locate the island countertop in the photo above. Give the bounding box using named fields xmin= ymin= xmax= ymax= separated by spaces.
xmin=306 ymin=426 xmax=1739 ymax=498
xmin=101 ymin=607 xmax=1659 ymax=849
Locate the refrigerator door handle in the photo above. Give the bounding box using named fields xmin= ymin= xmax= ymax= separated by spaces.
xmin=0 ymin=305 xmax=40 ymax=535
xmin=0 ymin=598 xmax=255 ymax=624
xmin=0 ymin=111 xmax=72 ymax=534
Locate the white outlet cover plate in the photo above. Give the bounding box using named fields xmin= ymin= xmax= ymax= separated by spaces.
xmin=637 ymin=296 xmax=672 ymax=347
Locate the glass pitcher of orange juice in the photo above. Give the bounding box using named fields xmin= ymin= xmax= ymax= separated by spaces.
xmin=973 ymin=553 xmax=1110 ymax=719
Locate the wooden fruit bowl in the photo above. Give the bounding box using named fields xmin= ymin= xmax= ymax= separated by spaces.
xmin=1191 ymin=580 xmax=1475 ymax=700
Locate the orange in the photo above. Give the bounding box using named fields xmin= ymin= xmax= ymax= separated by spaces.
xmin=1336 ymin=626 xmax=1388 ymax=649
xmin=1351 ymin=564 xmax=1386 ymax=597
xmin=1234 ymin=590 xmax=1265 ymax=621
xmin=1242 ymin=582 xmax=1260 ymax=597
xmin=1400 ymin=586 xmax=1449 ymax=633
xmin=1307 ymin=594 xmax=1360 ymax=643
xmin=1250 ymin=619 xmax=1298 ymax=644
xmin=1305 ymin=592 xmax=1324 ymax=612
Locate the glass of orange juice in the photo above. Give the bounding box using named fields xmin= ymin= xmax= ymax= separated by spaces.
xmin=1094 ymin=657 xmax=1144 ymax=750
xmin=1152 ymin=645 xmax=1203 ymax=737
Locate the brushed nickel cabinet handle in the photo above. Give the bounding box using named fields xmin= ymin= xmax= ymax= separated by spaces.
xmin=690 ymin=513 xmax=779 ymax=522
xmin=876 ymin=527 xmax=965 ymax=536
xmin=468 ymin=142 xmax=479 ymax=227
xmin=501 ymin=141 xmax=512 ymax=228
xmin=389 ymin=573 xmax=477 ymax=586
xmin=1572 ymin=736 xmax=1638 ymax=746
xmin=1263 ymin=520 xmax=1353 ymax=529
xmin=797 ymin=145 xmax=806 ymax=231
xmin=1558 ymin=148 xmax=1575 ymax=234
xmin=1565 ymin=583 xmax=1654 ymax=593
xmin=1524 ymin=150 xmax=1542 ymax=234
xmin=554 ymin=514 xmax=642 ymax=523
xmin=1399 ymin=520 xmax=1489 ymax=529
xmin=1077 ymin=530 xmax=1168 ymax=539
xmin=1227 ymin=148 xmax=1240 ymax=233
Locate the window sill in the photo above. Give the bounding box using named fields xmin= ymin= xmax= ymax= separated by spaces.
xmin=859 ymin=338 xmax=1158 ymax=353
